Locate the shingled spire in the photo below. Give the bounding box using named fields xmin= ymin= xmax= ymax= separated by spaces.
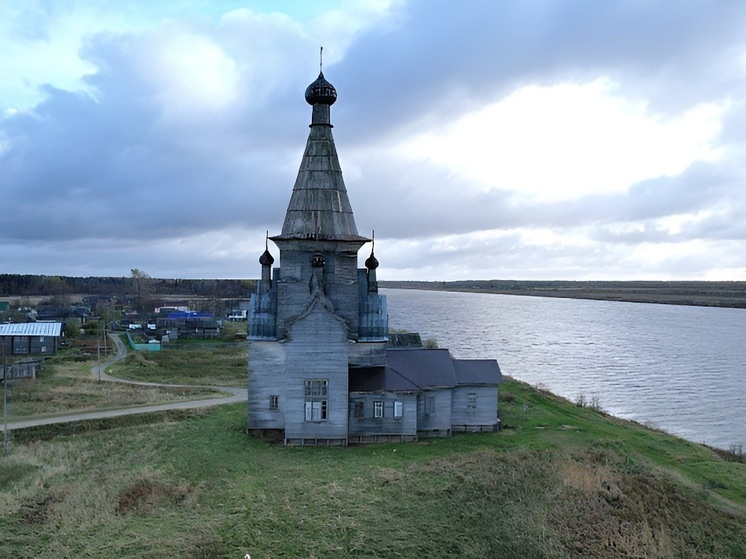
xmin=275 ymin=64 xmax=368 ymax=242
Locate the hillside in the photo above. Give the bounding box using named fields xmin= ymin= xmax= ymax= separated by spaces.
xmin=2 ymin=378 xmax=744 ymax=558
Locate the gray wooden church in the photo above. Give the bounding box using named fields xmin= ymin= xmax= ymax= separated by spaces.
xmin=247 ymin=69 xmax=502 ymax=445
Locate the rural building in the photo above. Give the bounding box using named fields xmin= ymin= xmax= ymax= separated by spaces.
xmin=155 ymin=311 xmax=221 ymax=339
xmin=0 ymin=322 xmax=63 ymax=356
xmin=247 ymin=69 xmax=502 ymax=445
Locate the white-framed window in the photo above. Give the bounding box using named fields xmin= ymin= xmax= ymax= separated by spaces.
xmin=269 ymin=394 xmax=279 ymax=410
xmin=393 ymin=400 xmax=403 ymax=419
xmin=304 ymin=379 xmax=328 ymax=421
xmin=467 ymin=393 xmax=477 ymax=409
xmin=374 ymin=400 xmax=384 ymax=418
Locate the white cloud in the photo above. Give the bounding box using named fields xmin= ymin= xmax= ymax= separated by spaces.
xmin=144 ymin=30 xmax=239 ymax=116
xmin=397 ymin=80 xmax=726 ymax=202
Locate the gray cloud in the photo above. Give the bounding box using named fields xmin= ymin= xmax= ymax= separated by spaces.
xmin=1 ymin=0 xmax=745 ymax=279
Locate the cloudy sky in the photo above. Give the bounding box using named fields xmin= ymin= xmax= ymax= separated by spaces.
xmin=1 ymin=0 xmax=745 ymax=281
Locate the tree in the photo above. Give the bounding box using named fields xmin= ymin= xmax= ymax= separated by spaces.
xmin=130 ymin=269 xmax=151 ymax=299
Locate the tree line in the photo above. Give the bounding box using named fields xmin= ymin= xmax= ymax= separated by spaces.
xmin=0 ymin=274 xmax=255 ymax=299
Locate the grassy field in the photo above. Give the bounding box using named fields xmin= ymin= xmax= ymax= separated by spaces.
xmin=2 ymin=354 xmax=223 ymax=421
xmin=1 ymin=378 xmax=744 ymax=559
xmin=108 ymin=343 xmax=247 ymax=387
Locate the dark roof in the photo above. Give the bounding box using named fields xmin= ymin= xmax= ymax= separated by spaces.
xmin=453 ymin=359 xmax=503 ymax=385
xmin=350 ymin=349 xmax=458 ymax=392
xmin=349 ymin=366 xmax=419 ymax=392
xmin=350 ymin=349 xmax=503 ymax=393
xmin=387 ymin=348 xmax=457 ymax=388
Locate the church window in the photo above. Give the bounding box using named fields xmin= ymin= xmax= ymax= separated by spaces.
xmin=374 ymin=400 xmax=384 ymax=418
xmin=425 ymin=396 xmax=435 ymax=415
xmin=393 ymin=400 xmax=403 ymax=419
xmin=352 ymin=401 xmax=364 ymax=418
xmin=304 ymin=379 xmax=328 ymax=421
xmin=467 ymin=393 xmax=477 ymax=409
xmin=269 ymin=395 xmax=279 ymax=410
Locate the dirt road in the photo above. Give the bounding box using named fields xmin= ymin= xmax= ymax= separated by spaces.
xmin=2 ymin=333 xmax=246 ymax=432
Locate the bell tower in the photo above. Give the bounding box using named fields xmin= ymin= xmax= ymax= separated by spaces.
xmin=247 ymin=58 xmax=388 ymax=444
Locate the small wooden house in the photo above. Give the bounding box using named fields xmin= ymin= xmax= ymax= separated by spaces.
xmin=0 ymin=322 xmax=62 ymax=356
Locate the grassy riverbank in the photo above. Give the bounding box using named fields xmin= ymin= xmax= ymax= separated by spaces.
xmin=1 ymin=379 xmax=743 ymax=559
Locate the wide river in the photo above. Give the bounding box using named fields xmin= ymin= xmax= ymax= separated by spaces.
xmin=383 ymin=288 xmax=745 ymax=450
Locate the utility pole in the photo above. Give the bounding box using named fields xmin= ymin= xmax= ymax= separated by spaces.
xmin=3 ymin=337 xmax=8 ymax=455
xmin=97 ymin=327 xmax=101 ymax=382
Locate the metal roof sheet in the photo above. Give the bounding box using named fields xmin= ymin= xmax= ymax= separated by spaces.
xmin=350 ymin=350 xmax=503 ymax=392
xmin=0 ymin=322 xmax=62 ymax=337
xmin=452 ymin=359 xmax=503 ymax=385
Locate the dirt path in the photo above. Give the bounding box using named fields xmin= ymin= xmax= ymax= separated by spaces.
xmin=2 ymin=334 xmax=246 ymax=432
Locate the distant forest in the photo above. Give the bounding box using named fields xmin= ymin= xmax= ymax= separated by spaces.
xmin=0 ymin=274 xmax=255 ymax=299
xmin=3 ymin=275 xmax=745 ymax=309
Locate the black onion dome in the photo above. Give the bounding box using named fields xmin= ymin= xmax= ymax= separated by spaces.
xmin=305 ymin=72 xmax=337 ymax=105
xmin=365 ymin=252 xmax=379 ymax=270
xmin=259 ymin=249 xmax=275 ymax=267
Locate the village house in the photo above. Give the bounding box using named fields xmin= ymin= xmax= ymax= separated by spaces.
xmin=246 ymin=68 xmax=502 ymax=445
xmin=0 ymin=322 xmax=63 ymax=357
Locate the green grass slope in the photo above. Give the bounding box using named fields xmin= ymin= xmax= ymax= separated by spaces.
xmin=1 ymin=379 xmax=744 ymax=559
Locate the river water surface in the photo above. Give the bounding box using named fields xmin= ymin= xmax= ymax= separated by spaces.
xmin=383 ymin=288 xmax=745 ymax=450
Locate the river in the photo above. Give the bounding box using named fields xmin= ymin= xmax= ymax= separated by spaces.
xmin=383 ymin=288 xmax=745 ymax=450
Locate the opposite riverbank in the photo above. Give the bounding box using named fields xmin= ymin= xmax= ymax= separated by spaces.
xmin=381 ymin=280 xmax=746 ymax=308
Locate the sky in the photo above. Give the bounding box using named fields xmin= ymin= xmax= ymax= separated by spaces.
xmin=1 ymin=0 xmax=745 ymax=281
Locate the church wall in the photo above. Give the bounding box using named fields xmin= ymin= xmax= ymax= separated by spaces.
xmin=273 ymin=240 xmax=364 ymax=339
xmin=348 ymin=392 xmax=417 ymax=437
xmin=247 ymin=341 xmax=287 ymax=430
xmin=451 ymin=385 xmax=499 ymax=430
xmin=416 ymin=388 xmax=453 ymax=436
xmin=283 ymin=303 xmax=350 ymax=443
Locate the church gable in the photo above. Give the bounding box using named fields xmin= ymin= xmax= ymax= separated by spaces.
xmin=286 ymin=296 xmax=348 ymax=346
xmin=283 ymin=296 xmax=350 ymax=444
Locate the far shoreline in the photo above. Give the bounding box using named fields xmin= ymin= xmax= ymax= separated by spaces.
xmin=380 ymin=279 xmax=746 ymax=309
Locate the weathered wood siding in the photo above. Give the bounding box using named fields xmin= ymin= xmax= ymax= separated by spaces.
xmin=416 ymin=388 xmax=453 ymax=436
xmin=247 ymin=341 xmax=287 ymax=430
xmin=273 ymin=240 xmax=365 ymax=340
xmin=451 ymin=386 xmax=499 ymax=429
xmin=348 ymin=392 xmax=417 ymax=437
xmin=348 ymin=341 xmax=387 ymax=367
xmin=283 ymin=300 xmax=350 ymax=443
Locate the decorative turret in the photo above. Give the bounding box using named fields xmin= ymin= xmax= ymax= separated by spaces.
xmin=364 ymin=231 xmax=379 ymax=292
xmin=259 ymin=232 xmax=274 ymax=285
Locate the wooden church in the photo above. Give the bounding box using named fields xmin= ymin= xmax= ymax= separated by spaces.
xmin=247 ymin=67 xmax=502 ymax=445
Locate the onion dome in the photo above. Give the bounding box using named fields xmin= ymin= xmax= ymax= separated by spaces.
xmin=305 ymin=72 xmax=337 ymax=106
xmin=259 ymin=249 xmax=275 ymax=267
xmin=365 ymin=252 xmax=379 ymax=270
